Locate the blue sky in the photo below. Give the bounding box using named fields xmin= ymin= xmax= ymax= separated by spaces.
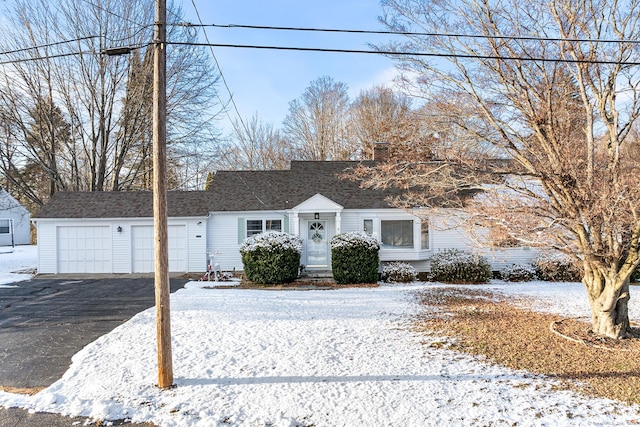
xmin=180 ymin=0 xmax=401 ymax=135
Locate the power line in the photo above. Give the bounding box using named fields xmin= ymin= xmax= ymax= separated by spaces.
xmin=166 ymin=41 xmax=640 ymax=66
xmin=188 ymin=0 xmax=249 ymax=136
xmin=75 ymin=0 xmax=154 ymax=44
xmin=2 ymin=38 xmax=637 ymax=67
xmin=0 ymin=50 xmax=95 ymax=66
xmin=0 ymin=36 xmax=98 ymax=56
xmin=0 ymin=2 xmax=150 ymax=58
xmin=173 ymin=22 xmax=640 ymax=45
xmin=77 ymin=0 xmax=148 ymax=29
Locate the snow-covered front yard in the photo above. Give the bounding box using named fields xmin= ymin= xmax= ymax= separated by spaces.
xmin=1 ymin=246 xmax=639 ymax=426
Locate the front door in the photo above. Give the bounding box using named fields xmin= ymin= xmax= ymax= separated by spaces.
xmin=307 ymin=220 xmax=328 ymax=267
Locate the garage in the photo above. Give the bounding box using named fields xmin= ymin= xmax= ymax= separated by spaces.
xmin=131 ymin=225 xmax=188 ymax=273
xmin=57 ymin=226 xmax=112 ymax=273
xmin=33 ymin=191 xmax=211 ymax=275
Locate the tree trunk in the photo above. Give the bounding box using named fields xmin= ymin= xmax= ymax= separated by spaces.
xmin=584 ymin=271 xmax=632 ymax=339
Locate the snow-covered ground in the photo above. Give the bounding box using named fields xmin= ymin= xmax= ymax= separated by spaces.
xmin=0 ymin=245 xmax=37 ymax=287
xmin=1 ymin=248 xmax=639 ymax=426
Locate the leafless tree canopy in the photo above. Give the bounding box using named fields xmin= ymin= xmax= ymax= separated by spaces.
xmin=0 ymin=0 xmax=223 ymax=209
xmin=283 ymin=76 xmax=353 ymax=161
xmin=220 ymin=114 xmax=291 ymax=171
xmin=370 ymin=0 xmax=640 ymax=338
xmin=348 ymin=85 xmax=422 ymax=159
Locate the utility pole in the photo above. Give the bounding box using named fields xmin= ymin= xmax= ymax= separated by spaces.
xmin=153 ymin=0 xmax=173 ymax=389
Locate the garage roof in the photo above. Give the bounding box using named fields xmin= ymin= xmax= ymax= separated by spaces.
xmin=33 ymin=191 xmax=214 ymax=219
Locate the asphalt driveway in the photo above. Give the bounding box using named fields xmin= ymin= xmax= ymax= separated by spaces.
xmin=0 ymin=276 xmax=187 ymax=427
xmin=0 ymin=277 xmax=187 ymax=389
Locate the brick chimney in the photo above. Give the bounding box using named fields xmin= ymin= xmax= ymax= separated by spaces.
xmin=373 ymin=142 xmax=389 ymax=162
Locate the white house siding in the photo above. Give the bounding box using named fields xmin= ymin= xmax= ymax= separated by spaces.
xmin=340 ymin=209 xmax=539 ymax=272
xmin=0 ymin=190 xmax=31 ymax=246
xmin=207 ymin=208 xmax=541 ymax=274
xmin=341 ymin=209 xmax=430 ymax=264
xmin=422 ymin=213 xmax=540 ymax=271
xmin=36 ymin=217 xmax=207 ymax=274
xmin=36 ymin=221 xmax=57 ymax=273
xmin=429 ymin=215 xmax=473 ymax=254
xmin=480 ymin=247 xmax=540 ymax=270
xmin=206 ymin=213 xmax=244 ymax=272
xmin=188 ymin=220 xmax=207 ymax=272
xmin=207 ymin=211 xmax=296 ymax=272
xmin=209 ymin=208 xmax=429 ymax=272
xmin=112 ymin=223 xmax=131 ymax=273
xmin=338 ymin=211 xmax=361 ymax=233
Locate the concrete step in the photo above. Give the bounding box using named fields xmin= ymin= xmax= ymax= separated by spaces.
xmin=300 ymin=270 xmax=333 ymax=278
xmin=296 ymin=270 xmax=334 ymax=284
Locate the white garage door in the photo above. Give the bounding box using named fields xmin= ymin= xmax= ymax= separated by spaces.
xmin=131 ymin=225 xmax=187 ymax=273
xmin=57 ymin=226 xmax=112 ymax=273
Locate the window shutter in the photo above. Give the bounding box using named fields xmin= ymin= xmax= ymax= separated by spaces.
xmin=237 ymin=218 xmax=245 ymax=244
xmin=283 ymin=216 xmax=289 ymax=233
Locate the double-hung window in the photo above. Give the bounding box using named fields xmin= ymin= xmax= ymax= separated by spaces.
xmin=421 ymin=220 xmax=430 ymax=250
xmin=363 ymin=219 xmax=374 ymax=235
xmin=246 ymin=219 xmax=282 ymax=238
xmin=265 ymin=219 xmax=282 ymax=232
xmin=246 ymin=220 xmax=264 ymax=237
xmin=0 ymin=219 xmax=10 ymax=234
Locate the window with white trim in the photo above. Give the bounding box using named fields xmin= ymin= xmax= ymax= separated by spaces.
xmin=265 ymin=219 xmax=282 ymax=232
xmin=246 ymin=220 xmax=263 ymax=237
xmin=381 ymin=220 xmax=414 ymax=248
xmin=0 ymin=219 xmax=10 ymax=234
xmin=363 ymin=219 xmax=374 ymax=236
xmin=246 ymin=219 xmax=282 ymax=237
xmin=421 ymin=220 xmax=430 ymax=250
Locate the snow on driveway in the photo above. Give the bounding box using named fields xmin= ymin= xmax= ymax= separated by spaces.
xmin=1 ymin=279 xmax=640 ymax=426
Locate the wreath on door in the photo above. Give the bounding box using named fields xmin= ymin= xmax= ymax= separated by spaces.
xmin=310 ymin=222 xmax=324 ymax=243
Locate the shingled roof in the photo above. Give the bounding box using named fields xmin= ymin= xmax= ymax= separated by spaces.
xmin=33 ymin=191 xmax=215 ymax=219
xmin=33 ymin=161 xmax=402 ymax=219
xmin=207 ymin=161 xmax=397 ymax=211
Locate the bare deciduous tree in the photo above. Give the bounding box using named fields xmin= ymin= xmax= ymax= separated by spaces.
xmin=284 ymin=76 xmax=353 ymax=161
xmin=348 ymin=85 xmax=421 ymax=159
xmin=368 ymin=0 xmax=640 ymax=338
xmin=222 ymin=114 xmax=291 ymax=170
xmin=0 ymin=0 xmax=222 ymax=205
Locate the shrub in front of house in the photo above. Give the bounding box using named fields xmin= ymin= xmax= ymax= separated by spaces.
xmin=331 ymin=232 xmax=380 ymax=284
xmin=381 ymin=262 xmax=418 ymax=283
xmin=500 ymin=263 xmax=536 ymax=282
xmin=533 ymin=254 xmax=581 ymax=282
xmin=429 ymin=249 xmax=492 ymax=283
xmin=240 ymin=231 xmax=302 ymax=284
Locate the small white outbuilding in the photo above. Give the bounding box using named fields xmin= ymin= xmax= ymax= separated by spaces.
xmin=0 ymin=188 xmax=31 ymax=247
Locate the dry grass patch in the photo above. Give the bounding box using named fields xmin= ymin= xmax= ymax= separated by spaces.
xmin=0 ymin=386 xmax=43 ymax=395
xmin=414 ymin=287 xmax=640 ymax=406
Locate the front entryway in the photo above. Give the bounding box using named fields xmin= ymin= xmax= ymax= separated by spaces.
xmin=306 ymin=220 xmax=329 ymax=267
